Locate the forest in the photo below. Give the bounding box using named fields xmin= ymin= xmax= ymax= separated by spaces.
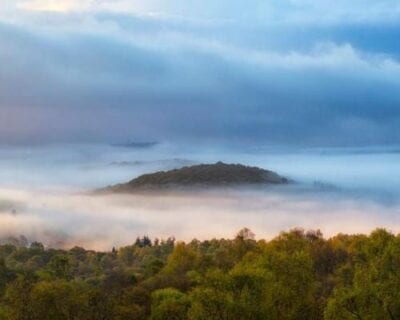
xmin=0 ymin=227 xmax=399 ymax=320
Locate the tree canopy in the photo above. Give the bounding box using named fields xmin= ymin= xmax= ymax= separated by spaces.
xmin=0 ymin=227 xmax=399 ymax=319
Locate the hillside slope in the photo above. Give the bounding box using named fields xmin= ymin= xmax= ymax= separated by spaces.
xmin=99 ymin=162 xmax=289 ymax=193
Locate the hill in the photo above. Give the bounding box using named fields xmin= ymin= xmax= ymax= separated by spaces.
xmin=99 ymin=162 xmax=288 ymax=193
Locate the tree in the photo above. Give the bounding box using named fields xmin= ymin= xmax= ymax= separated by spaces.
xmin=235 ymin=228 xmax=255 ymax=241
xmin=189 ymin=269 xmax=235 ymax=320
xmin=3 ymin=274 xmax=36 ymax=320
xmin=325 ymin=229 xmax=400 ymax=320
xmin=45 ymin=255 xmax=71 ymax=280
xmin=151 ymin=288 xmax=190 ymax=320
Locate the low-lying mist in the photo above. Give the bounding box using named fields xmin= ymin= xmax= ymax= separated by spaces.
xmin=1 ymin=143 xmax=400 ymax=250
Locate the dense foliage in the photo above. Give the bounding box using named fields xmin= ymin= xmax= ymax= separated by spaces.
xmin=0 ymin=227 xmax=399 ymax=319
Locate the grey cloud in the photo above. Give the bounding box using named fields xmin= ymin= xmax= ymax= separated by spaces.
xmin=0 ymin=8 xmax=400 ymax=146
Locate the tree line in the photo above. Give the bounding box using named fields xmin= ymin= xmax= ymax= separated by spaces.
xmin=0 ymin=227 xmax=399 ymax=319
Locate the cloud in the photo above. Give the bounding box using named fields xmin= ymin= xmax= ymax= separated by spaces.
xmin=12 ymin=0 xmax=400 ymax=24
xmin=2 ymin=186 xmax=400 ymax=250
xmin=17 ymin=0 xmax=89 ymax=12
xmin=0 ymin=2 xmax=400 ymax=146
xmin=0 ymin=142 xmax=400 ymax=249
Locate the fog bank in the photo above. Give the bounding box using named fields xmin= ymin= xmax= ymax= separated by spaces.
xmin=0 ymin=143 xmax=400 ymax=250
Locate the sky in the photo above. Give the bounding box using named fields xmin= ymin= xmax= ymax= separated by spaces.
xmin=1 ymin=0 xmax=400 ymax=146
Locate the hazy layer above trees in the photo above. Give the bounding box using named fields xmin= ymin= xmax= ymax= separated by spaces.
xmin=1 ymin=227 xmax=400 ymax=319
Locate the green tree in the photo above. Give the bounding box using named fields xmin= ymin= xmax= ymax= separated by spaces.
xmin=3 ymin=274 xmax=35 ymax=320
xmin=325 ymin=229 xmax=400 ymax=320
xmin=151 ymin=288 xmax=190 ymax=320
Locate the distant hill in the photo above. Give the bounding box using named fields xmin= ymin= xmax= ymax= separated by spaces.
xmin=98 ymin=162 xmax=289 ymax=193
xmin=112 ymin=141 xmax=159 ymax=148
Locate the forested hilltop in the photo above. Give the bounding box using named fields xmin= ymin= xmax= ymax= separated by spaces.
xmin=99 ymin=162 xmax=288 ymax=193
xmin=0 ymin=228 xmax=399 ymax=320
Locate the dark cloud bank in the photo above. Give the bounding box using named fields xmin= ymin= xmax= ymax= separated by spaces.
xmin=1 ymin=1 xmax=400 ymax=146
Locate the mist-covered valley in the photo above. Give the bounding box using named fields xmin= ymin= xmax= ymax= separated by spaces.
xmin=1 ymin=143 xmax=400 ymax=250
